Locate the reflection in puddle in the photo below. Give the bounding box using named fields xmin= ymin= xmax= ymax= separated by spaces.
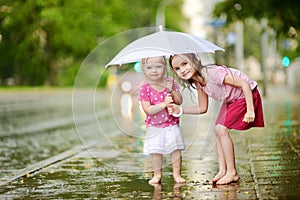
xmin=212 ymin=182 xmax=240 ymax=200
xmin=152 ymin=183 xmax=184 ymax=199
xmin=121 ymin=93 xmax=132 ymax=118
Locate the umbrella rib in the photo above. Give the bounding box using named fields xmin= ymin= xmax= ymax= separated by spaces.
xmin=112 ymin=47 xmax=175 ymax=65
xmin=184 ymin=33 xmax=223 ymax=53
xmin=160 ymin=30 xmax=173 ymax=56
xmin=105 ymin=29 xmax=224 ymax=67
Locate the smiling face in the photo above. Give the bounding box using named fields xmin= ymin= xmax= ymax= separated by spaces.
xmin=142 ymin=56 xmax=166 ymax=82
xmin=170 ymin=54 xmax=197 ymax=80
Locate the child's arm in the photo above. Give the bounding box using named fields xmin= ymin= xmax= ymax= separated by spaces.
xmin=167 ymin=79 xmax=182 ymax=105
xmin=183 ymin=87 xmax=208 ymax=114
xmin=223 ymin=74 xmax=255 ymax=123
xmin=170 ymin=90 xmax=183 ymax=105
xmin=168 ymin=87 xmax=208 ymax=115
xmin=141 ymin=93 xmax=173 ymax=115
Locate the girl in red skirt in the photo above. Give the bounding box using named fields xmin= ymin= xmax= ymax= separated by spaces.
xmin=168 ymin=53 xmax=264 ymax=185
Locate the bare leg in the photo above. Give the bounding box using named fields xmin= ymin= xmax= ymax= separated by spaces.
xmin=149 ymin=153 xmax=163 ymax=185
xmin=210 ymin=138 xmax=226 ymax=184
xmin=170 ymin=150 xmax=186 ymax=183
xmin=214 ymin=125 xmax=239 ymax=185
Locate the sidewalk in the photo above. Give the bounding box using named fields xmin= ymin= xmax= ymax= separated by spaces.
xmin=0 ymin=85 xmax=299 ymax=199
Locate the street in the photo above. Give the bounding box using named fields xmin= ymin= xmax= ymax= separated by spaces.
xmin=0 ymin=85 xmax=299 ymax=199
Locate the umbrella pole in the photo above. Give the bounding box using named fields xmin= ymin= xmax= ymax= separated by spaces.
xmin=164 ymin=56 xmax=172 ymax=93
xmin=166 ymin=66 xmax=175 ymax=93
xmin=166 ymin=67 xmax=171 ymax=92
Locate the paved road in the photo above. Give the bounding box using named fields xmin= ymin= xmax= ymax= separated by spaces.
xmin=0 ymin=89 xmax=112 ymax=181
xmin=0 ymin=86 xmax=299 ymax=199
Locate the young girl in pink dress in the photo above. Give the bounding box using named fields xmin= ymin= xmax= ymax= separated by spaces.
xmin=138 ymin=56 xmax=186 ymax=185
xmin=168 ymin=53 xmax=264 ymax=185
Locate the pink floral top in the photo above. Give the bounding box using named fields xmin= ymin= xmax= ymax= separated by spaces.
xmin=197 ymin=65 xmax=257 ymax=103
xmin=138 ymin=78 xmax=180 ymax=128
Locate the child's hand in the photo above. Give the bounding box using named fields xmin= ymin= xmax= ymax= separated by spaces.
xmin=243 ymin=111 xmax=255 ymax=123
xmin=166 ymin=79 xmax=173 ymax=92
xmin=167 ymin=104 xmax=175 ymax=115
xmin=164 ymin=93 xmax=173 ymax=105
xmin=167 ymin=103 xmax=179 ymax=115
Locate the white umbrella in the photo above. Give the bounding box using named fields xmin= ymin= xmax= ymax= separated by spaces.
xmin=105 ymin=26 xmax=224 ymax=67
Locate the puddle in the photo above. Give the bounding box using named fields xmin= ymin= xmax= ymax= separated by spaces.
xmin=0 ymin=88 xmax=300 ymax=199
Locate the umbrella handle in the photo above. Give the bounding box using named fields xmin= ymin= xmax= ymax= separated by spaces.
xmin=166 ymin=69 xmax=174 ymax=93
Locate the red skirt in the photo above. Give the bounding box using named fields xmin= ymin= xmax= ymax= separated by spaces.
xmin=215 ymin=88 xmax=265 ymax=130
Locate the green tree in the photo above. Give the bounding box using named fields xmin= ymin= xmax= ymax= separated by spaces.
xmin=0 ymin=0 xmax=185 ymax=86
xmin=213 ymin=0 xmax=299 ymax=60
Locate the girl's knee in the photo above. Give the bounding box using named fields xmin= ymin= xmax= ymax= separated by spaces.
xmin=215 ymin=125 xmax=229 ymax=137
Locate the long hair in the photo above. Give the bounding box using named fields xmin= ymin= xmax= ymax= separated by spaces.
xmin=169 ymin=53 xmax=205 ymax=90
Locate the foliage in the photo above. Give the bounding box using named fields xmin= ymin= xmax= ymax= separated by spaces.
xmin=212 ymin=0 xmax=299 ymax=61
xmin=0 ymin=0 xmax=185 ymax=86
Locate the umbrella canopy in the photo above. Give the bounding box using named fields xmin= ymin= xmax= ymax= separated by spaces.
xmin=105 ymin=26 xmax=224 ymax=67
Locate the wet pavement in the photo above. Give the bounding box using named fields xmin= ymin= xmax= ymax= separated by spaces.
xmin=0 ymin=85 xmax=299 ymax=199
